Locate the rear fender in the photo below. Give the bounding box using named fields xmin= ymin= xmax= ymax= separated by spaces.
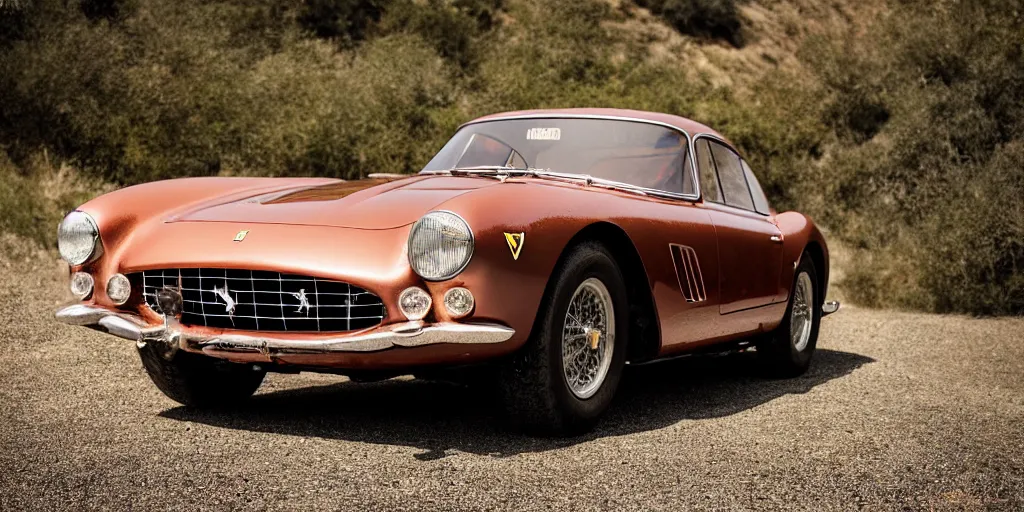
xmin=775 ymin=211 xmax=829 ymax=303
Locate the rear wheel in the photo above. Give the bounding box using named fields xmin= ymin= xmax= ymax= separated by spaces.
xmin=138 ymin=343 xmax=265 ymax=407
xmin=757 ymin=253 xmax=821 ymax=377
xmin=499 ymin=242 xmax=628 ymax=436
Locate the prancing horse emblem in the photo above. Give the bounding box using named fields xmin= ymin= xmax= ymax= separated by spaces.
xmin=290 ymin=289 xmax=311 ymax=315
xmin=212 ymin=283 xmax=237 ymax=316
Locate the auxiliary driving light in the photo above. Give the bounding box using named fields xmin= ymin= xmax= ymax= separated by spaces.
xmin=399 ymin=287 xmax=432 ymax=321
xmin=70 ymin=272 xmax=94 ymax=299
xmin=107 ymin=273 xmax=131 ymax=305
xmin=443 ymin=287 xmax=474 ymax=318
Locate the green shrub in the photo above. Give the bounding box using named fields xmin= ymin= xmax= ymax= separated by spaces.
xmin=298 ymin=0 xmax=388 ymax=44
xmin=635 ymin=0 xmax=744 ymax=47
xmin=803 ymin=0 xmax=1024 ymax=314
xmin=0 ymin=153 xmax=105 ymax=247
xmin=379 ymin=0 xmax=501 ymax=71
xmin=79 ymin=0 xmax=137 ymax=21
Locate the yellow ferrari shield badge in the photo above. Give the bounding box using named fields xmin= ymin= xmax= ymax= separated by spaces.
xmin=233 ymin=230 xmax=249 ymax=242
xmin=504 ymin=232 xmax=525 ymax=260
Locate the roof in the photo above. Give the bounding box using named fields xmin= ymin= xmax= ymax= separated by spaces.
xmin=464 ymin=108 xmax=729 ymax=144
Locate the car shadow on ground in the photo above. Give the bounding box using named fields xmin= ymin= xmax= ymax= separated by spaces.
xmin=161 ymin=349 xmax=873 ymax=459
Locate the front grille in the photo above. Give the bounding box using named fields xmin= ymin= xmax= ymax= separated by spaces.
xmin=137 ymin=268 xmax=386 ymax=332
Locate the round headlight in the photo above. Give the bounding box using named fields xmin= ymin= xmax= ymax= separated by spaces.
xmin=57 ymin=211 xmax=100 ymax=266
xmin=407 ymin=211 xmax=474 ymax=281
xmin=107 ymin=273 xmax=131 ymax=305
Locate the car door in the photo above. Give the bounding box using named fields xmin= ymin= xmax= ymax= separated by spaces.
xmin=694 ymin=137 xmax=784 ymax=314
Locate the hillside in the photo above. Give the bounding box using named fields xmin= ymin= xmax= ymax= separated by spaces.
xmin=0 ymin=0 xmax=1021 ymax=314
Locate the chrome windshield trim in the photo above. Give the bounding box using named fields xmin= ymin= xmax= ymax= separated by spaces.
xmin=421 ymin=168 xmax=698 ymax=201
xmin=447 ymin=113 xmax=703 ymax=202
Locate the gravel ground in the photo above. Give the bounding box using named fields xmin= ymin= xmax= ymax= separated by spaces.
xmin=1 ymin=252 xmax=1023 ymax=511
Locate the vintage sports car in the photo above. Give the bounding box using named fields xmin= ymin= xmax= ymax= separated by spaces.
xmin=55 ymin=108 xmax=839 ymax=435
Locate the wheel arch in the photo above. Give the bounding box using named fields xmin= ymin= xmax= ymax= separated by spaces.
xmin=802 ymin=240 xmax=828 ymax=303
xmin=546 ymin=221 xmax=662 ymax=364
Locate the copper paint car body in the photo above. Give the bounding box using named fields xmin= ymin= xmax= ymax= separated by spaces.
xmin=56 ymin=108 xmax=832 ymax=373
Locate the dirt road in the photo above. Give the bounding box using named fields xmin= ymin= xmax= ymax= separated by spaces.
xmin=1 ymin=252 xmax=1022 ymax=510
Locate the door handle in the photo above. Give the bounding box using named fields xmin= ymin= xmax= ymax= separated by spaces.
xmin=770 ymin=234 xmax=783 ymax=243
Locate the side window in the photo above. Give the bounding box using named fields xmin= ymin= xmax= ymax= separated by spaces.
xmin=695 ymin=139 xmax=721 ymax=202
xmin=709 ymin=141 xmax=755 ymax=211
xmin=741 ymin=160 xmax=772 ymax=215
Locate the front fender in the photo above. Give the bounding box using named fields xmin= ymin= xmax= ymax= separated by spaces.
xmin=427 ymin=181 xmax=605 ymax=351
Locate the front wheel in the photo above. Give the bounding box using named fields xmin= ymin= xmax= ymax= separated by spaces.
xmin=138 ymin=343 xmax=266 ymax=407
xmin=499 ymin=241 xmax=628 ymax=436
xmin=757 ymin=253 xmax=821 ymax=377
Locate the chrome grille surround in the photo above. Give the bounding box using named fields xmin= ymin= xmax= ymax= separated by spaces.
xmin=136 ymin=269 xmax=386 ymax=332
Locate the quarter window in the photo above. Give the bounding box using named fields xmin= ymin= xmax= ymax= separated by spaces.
xmin=741 ymin=160 xmax=772 ymax=215
xmin=708 ymin=141 xmax=755 ymax=211
xmin=695 ymin=139 xmax=721 ymax=202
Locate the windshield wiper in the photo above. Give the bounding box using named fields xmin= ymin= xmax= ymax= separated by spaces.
xmin=525 ymin=170 xmax=651 ymax=197
xmin=421 ymin=166 xmax=536 ymax=181
xmin=430 ymin=166 xmax=531 ymax=175
xmin=423 ymin=167 xmax=670 ymax=199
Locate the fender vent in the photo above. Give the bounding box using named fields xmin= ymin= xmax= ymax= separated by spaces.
xmin=670 ymin=244 xmax=707 ymax=303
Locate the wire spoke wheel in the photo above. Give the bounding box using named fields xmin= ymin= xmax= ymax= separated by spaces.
xmin=561 ymin=277 xmax=615 ymax=399
xmin=790 ymin=272 xmax=814 ymax=352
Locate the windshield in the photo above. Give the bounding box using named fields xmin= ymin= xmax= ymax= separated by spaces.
xmin=422 ymin=118 xmax=696 ymax=196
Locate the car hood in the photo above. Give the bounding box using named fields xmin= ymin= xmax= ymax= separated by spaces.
xmin=170 ymin=176 xmax=499 ymax=230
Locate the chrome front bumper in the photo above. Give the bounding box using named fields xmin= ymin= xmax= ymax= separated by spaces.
xmin=55 ymin=304 xmax=515 ymax=355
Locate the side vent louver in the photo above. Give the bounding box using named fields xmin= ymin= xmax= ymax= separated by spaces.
xmin=670 ymin=244 xmax=707 ymax=303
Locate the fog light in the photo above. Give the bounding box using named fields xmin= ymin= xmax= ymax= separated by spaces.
xmin=107 ymin=273 xmax=131 ymax=305
xmin=443 ymin=287 xmax=474 ymax=318
xmin=399 ymin=287 xmax=432 ymax=321
xmin=70 ymin=272 xmax=94 ymax=299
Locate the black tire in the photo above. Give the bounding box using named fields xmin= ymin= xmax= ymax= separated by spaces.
xmin=138 ymin=343 xmax=265 ymax=407
xmin=757 ymin=252 xmax=821 ymax=377
xmin=498 ymin=241 xmax=629 ymax=436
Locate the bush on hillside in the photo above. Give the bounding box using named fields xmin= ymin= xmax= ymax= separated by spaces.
xmin=380 ymin=0 xmax=503 ymax=71
xmin=635 ymin=0 xmax=744 ymax=47
xmin=79 ymin=0 xmax=137 ymax=21
xmin=298 ymin=0 xmax=388 ymax=44
xmin=0 ymin=153 xmax=104 ymax=247
xmin=804 ymin=0 xmax=1024 ymax=314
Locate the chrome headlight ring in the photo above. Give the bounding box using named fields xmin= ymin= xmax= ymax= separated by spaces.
xmin=407 ymin=211 xmax=474 ymax=281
